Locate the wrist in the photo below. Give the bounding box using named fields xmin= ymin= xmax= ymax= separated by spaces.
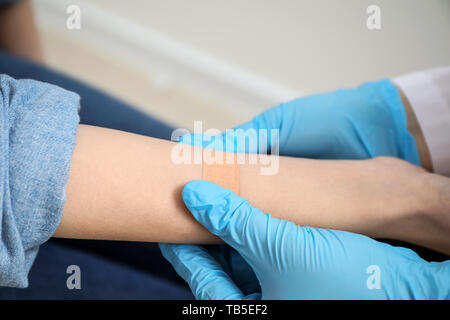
xmin=367 ymin=158 xmax=446 ymax=252
xmin=391 ymin=169 xmax=450 ymax=255
xmin=420 ymin=172 xmax=450 ymax=254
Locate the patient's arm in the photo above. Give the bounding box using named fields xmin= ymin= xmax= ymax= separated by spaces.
xmin=55 ymin=124 xmax=450 ymax=254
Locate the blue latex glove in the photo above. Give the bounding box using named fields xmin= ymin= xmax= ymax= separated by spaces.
xmin=179 ymin=79 xmax=420 ymax=164
xmin=160 ymin=181 xmax=450 ymax=299
xmin=161 ymin=79 xmax=426 ymax=298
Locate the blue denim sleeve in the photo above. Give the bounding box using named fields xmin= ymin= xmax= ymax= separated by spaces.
xmin=0 ymin=74 xmax=80 ymax=287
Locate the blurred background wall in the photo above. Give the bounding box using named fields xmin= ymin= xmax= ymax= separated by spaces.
xmin=33 ymin=0 xmax=450 ymax=130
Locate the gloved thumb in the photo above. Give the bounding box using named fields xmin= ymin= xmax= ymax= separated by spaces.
xmin=182 ymin=180 xmax=275 ymax=263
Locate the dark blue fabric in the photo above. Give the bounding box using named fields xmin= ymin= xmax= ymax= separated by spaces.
xmin=0 ymin=241 xmax=193 ymax=299
xmin=0 ymin=0 xmax=18 ymax=5
xmin=0 ymin=52 xmax=175 ymax=139
xmin=0 ymin=51 xmax=193 ymax=299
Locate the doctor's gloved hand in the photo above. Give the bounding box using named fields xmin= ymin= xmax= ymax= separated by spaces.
xmin=179 ymin=79 xmax=421 ymax=165
xmin=160 ymin=181 xmax=450 ymax=300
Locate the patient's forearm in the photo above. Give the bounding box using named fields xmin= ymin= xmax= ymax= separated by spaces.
xmin=55 ymin=125 xmax=449 ymax=253
xmin=56 ymin=124 xmax=210 ymax=243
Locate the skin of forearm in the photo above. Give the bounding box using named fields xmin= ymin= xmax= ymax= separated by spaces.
xmin=56 ymin=124 xmax=213 ymax=243
xmin=0 ymin=0 xmax=44 ymax=63
xmin=55 ymin=125 xmax=449 ymax=254
xmin=244 ymin=155 xmax=450 ymax=255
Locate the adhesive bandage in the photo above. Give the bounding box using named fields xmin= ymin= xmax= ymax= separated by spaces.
xmin=202 ymin=150 xmax=240 ymax=195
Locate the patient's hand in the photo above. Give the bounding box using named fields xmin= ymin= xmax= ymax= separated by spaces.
xmin=355 ymin=157 xmax=450 ymax=255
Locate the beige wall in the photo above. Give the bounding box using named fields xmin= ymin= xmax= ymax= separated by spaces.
xmin=34 ymin=0 xmax=450 ymax=130
xmin=91 ymin=0 xmax=450 ymax=93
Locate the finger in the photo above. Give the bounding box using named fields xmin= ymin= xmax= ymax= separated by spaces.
xmin=178 ymin=131 xmax=258 ymax=154
xmin=233 ymin=103 xmax=283 ymax=133
xmin=228 ymin=105 xmax=284 ymax=154
xmin=159 ymin=243 xmax=247 ymax=300
xmin=178 ymin=133 xmax=223 ymax=149
xmin=182 ymin=180 xmax=294 ymax=264
xmin=177 ymin=104 xmax=285 ymax=154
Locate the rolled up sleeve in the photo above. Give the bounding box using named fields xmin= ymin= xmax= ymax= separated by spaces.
xmin=0 ymin=74 xmax=80 ymax=287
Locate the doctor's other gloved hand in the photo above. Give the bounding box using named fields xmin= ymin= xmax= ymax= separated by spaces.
xmin=160 ymin=181 xmax=450 ymax=300
xmin=179 ymin=79 xmax=421 ymax=165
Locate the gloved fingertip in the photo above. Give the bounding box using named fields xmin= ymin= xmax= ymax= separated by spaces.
xmin=182 ymin=180 xmax=233 ymax=209
xmin=177 ymin=133 xmax=191 ymax=143
xmin=182 ymin=180 xmax=247 ymax=236
xmin=179 ymin=133 xmax=201 ymax=147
